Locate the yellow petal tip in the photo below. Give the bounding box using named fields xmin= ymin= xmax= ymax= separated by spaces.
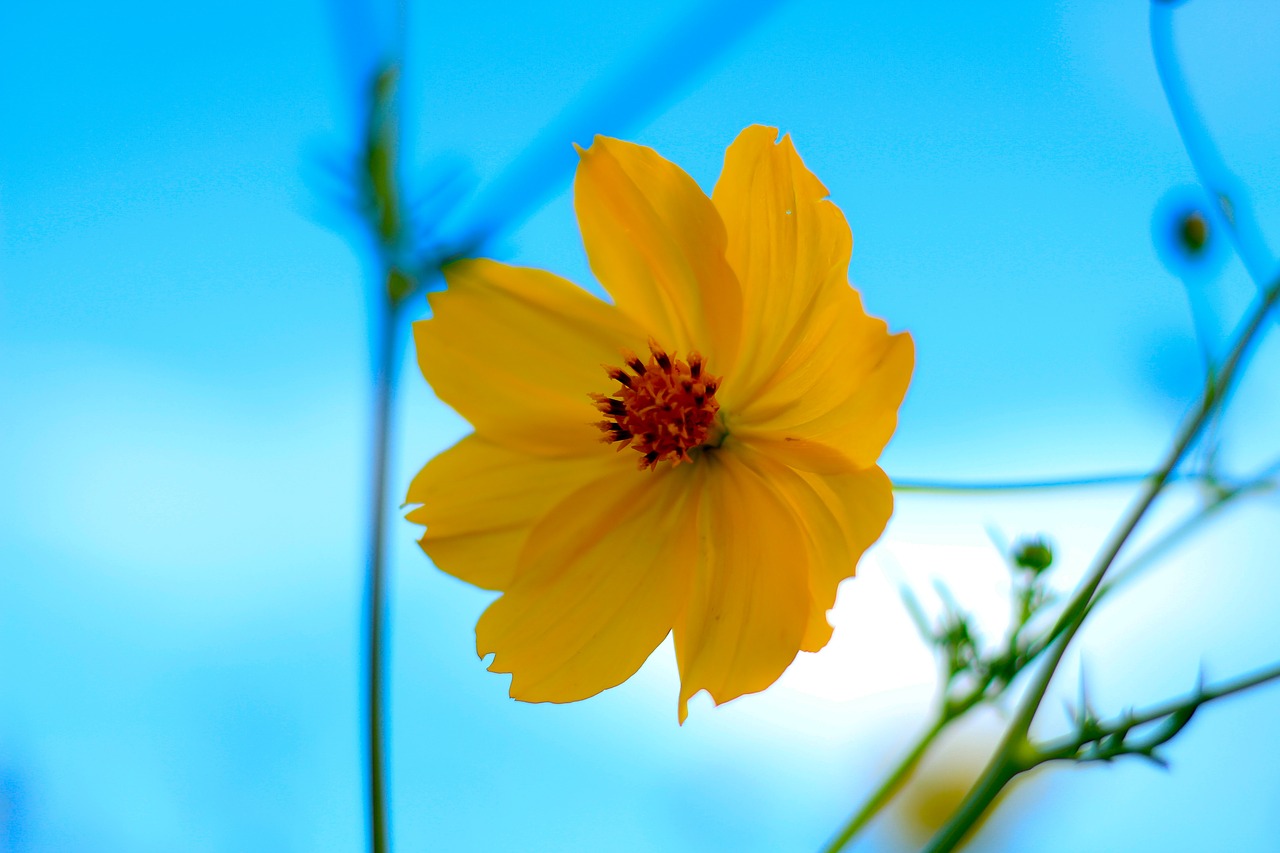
xmin=576 ymin=135 xmax=613 ymax=157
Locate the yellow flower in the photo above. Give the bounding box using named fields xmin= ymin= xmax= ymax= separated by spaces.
xmin=406 ymin=126 xmax=914 ymax=722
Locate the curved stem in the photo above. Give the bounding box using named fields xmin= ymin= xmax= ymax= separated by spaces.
xmin=1150 ymin=3 xmax=1275 ymax=284
xmin=822 ymin=718 xmax=948 ymax=853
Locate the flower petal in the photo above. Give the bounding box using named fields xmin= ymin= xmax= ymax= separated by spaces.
xmin=737 ymin=319 xmax=914 ymax=469
xmin=574 ymin=136 xmax=742 ymax=371
xmin=724 ymin=264 xmax=913 ymax=470
xmin=723 ymin=445 xmax=893 ymax=657
xmin=476 ymin=464 xmax=701 ymax=704
xmin=729 ymin=432 xmax=860 ymax=476
xmin=711 ymin=126 xmax=914 ymax=469
xmin=757 ymin=457 xmax=894 ymax=652
xmin=418 ymin=258 xmax=645 ymax=456
xmin=711 ymin=125 xmax=853 ymax=406
xmin=732 ymin=448 xmax=845 ymax=652
xmin=405 ymin=434 xmax=622 ymax=591
xmin=674 ymin=451 xmax=811 ymax=722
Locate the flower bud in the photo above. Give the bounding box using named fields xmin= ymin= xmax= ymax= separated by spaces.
xmin=1013 ymin=537 xmax=1054 ymax=573
xmin=1178 ymin=210 xmax=1209 ymax=255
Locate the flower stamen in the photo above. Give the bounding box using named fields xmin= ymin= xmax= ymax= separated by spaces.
xmin=592 ymin=338 xmax=722 ymax=470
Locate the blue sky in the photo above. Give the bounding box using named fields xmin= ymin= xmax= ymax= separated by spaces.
xmin=3 ymin=1 xmax=1280 ymax=850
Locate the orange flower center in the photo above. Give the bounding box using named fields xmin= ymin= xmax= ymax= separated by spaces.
xmin=592 ymin=338 xmax=722 ymax=470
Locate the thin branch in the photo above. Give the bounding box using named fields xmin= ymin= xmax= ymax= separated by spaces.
xmin=894 ymin=580 xmax=936 ymax=645
xmin=821 ymin=718 xmax=949 ymax=853
xmin=1031 ymin=660 xmax=1280 ymax=767
xmin=886 ymin=469 xmax=1236 ymax=494
xmin=1013 ymin=458 xmax=1280 ymax=663
xmin=1099 ymin=463 xmax=1280 ymax=598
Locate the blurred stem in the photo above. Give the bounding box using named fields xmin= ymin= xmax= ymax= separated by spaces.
xmin=362 ymin=62 xmax=404 ymax=853
xmin=445 ymin=0 xmax=789 ymax=255
xmin=1150 ymin=2 xmax=1275 ymax=286
xmin=924 ymin=273 xmax=1280 ymax=852
xmin=366 ymin=289 xmax=398 ymax=853
xmin=823 ymin=718 xmax=947 ymax=852
xmin=892 ymin=472 xmax=1155 ymax=494
xmin=1182 ymin=277 xmax=1220 ymax=383
xmin=891 ymin=468 xmax=1246 ymax=494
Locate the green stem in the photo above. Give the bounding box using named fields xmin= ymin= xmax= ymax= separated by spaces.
xmin=1018 ymin=462 xmax=1278 ymax=665
xmin=359 ymin=57 xmax=404 ymax=853
xmin=1098 ymin=468 xmax=1277 ymax=600
xmin=1033 ymin=659 xmax=1280 ymax=765
xmin=924 ymin=275 xmax=1280 ymax=852
xmin=822 ymin=718 xmax=948 ymax=853
xmin=366 ymin=292 xmax=399 ymax=853
xmin=920 ymin=754 xmax=1019 ymax=853
xmin=891 ymin=473 xmax=1155 ymax=494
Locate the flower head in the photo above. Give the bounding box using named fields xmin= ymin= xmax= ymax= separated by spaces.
xmin=406 ymin=126 xmax=914 ymax=721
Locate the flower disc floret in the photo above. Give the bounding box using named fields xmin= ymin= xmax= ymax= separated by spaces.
xmin=593 ymin=338 xmax=721 ymax=470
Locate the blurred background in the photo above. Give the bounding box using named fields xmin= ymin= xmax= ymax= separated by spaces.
xmin=3 ymin=0 xmax=1280 ymax=850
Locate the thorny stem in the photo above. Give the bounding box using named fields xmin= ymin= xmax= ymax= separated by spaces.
xmin=834 ymin=467 xmax=1270 ymax=850
xmin=923 ymin=277 xmax=1280 ymax=853
xmin=829 ymin=8 xmax=1280 ymax=846
xmin=921 ymin=4 xmax=1280 ymax=845
xmin=919 ymin=6 xmax=1280 ymax=844
xmin=1032 ymin=660 xmax=1280 ymax=765
xmin=826 ymin=368 xmax=1278 ymax=853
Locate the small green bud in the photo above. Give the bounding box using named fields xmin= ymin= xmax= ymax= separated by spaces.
xmin=1013 ymin=537 xmax=1054 ymax=573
